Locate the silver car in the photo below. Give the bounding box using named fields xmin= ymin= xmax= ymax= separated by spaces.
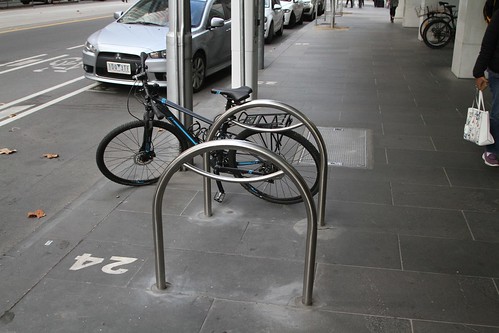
xmin=82 ymin=0 xmax=231 ymax=92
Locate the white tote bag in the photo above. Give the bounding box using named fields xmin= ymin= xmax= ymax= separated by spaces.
xmin=463 ymin=90 xmax=495 ymax=146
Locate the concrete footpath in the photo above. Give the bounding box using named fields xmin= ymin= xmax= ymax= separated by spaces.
xmin=1 ymin=3 xmax=499 ymax=333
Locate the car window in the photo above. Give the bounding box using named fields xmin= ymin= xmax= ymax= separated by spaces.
xmin=208 ymin=0 xmax=230 ymax=22
xmin=118 ymin=0 xmax=208 ymax=28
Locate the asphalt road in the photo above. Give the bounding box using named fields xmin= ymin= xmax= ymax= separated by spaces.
xmin=0 ymin=0 xmax=142 ymax=255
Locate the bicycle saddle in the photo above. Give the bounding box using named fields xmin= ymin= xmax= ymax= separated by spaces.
xmin=211 ymin=86 xmax=253 ymax=104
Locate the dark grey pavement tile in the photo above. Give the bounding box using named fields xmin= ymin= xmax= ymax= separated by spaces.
xmin=400 ymin=235 xmax=499 ymax=277
xmin=432 ymin=137 xmax=483 ymax=153
xmin=412 ymin=320 xmax=499 ymax=332
xmin=387 ymin=149 xmax=483 ymax=169
xmin=89 ymin=210 xmax=248 ymax=253
xmin=326 ymin=201 xmax=471 ymax=239
xmin=327 ymin=178 xmax=393 ymax=205
xmin=339 ymin=110 xmax=382 ymax=123
xmin=117 ymin=185 xmax=199 ymax=216
xmin=375 ymin=134 xmax=435 ymax=151
xmin=331 ymin=163 xmax=449 ymax=186
xmin=391 ymin=183 xmax=499 ymax=212
xmin=235 ymin=222 xmax=401 ymax=269
xmin=0 ymin=238 xmax=77 ymax=314
xmin=131 ymin=249 xmax=305 ymax=305
xmin=464 ymin=211 xmax=499 ymax=243
xmin=1 ymin=278 xmax=213 ymax=333
xmin=445 ymin=167 xmax=499 ymax=189
xmin=315 ymin=265 xmax=499 ymax=326
xmin=200 ymin=299 xmax=412 ymax=333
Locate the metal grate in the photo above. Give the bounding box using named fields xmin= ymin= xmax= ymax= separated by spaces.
xmin=307 ymin=127 xmax=373 ymax=169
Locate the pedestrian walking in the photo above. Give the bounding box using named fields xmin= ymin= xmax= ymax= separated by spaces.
xmin=388 ymin=0 xmax=399 ymax=22
xmin=345 ymin=0 xmax=354 ymax=8
xmin=473 ymin=9 xmax=499 ymax=166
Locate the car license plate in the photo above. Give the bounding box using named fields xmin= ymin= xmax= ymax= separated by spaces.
xmin=107 ymin=61 xmax=131 ymax=75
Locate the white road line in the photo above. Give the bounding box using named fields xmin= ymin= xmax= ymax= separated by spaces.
xmin=0 ymin=82 xmax=99 ymax=127
xmin=0 ymin=54 xmax=68 ymax=75
xmin=0 ymin=54 xmax=48 ymax=67
xmin=67 ymin=45 xmax=84 ymax=50
xmin=0 ymin=76 xmax=85 ymax=111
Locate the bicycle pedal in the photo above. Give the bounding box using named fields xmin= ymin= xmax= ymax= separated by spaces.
xmin=214 ymin=192 xmax=225 ymax=203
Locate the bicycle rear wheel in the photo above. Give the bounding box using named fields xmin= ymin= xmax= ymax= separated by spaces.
xmin=422 ymin=19 xmax=452 ymax=49
xmin=229 ymin=130 xmax=320 ymax=205
xmin=96 ymin=120 xmax=188 ymax=186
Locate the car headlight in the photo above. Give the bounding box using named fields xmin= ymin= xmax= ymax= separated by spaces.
xmin=283 ymin=9 xmax=291 ymax=13
xmin=84 ymin=41 xmax=97 ymax=54
xmin=149 ymin=50 xmax=167 ymax=59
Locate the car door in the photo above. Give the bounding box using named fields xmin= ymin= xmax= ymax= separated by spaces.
xmin=203 ymin=0 xmax=231 ymax=70
xmin=273 ymin=0 xmax=284 ymax=30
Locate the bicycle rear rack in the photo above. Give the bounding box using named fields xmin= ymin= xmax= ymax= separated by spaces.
xmin=152 ymin=140 xmax=318 ymax=305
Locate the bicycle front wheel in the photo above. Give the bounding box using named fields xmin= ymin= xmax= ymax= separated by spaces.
xmin=422 ymin=19 xmax=452 ymax=49
xmin=229 ymin=130 xmax=320 ymax=205
xmin=96 ymin=120 xmax=188 ymax=186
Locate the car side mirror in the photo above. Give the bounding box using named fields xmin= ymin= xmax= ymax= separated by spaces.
xmin=209 ymin=17 xmax=225 ymax=29
xmin=114 ymin=11 xmax=123 ymax=20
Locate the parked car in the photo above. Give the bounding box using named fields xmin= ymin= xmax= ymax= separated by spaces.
xmin=280 ymin=0 xmax=304 ymax=27
xmin=82 ymin=0 xmax=231 ymax=92
xmin=264 ymin=0 xmax=284 ymax=43
xmin=302 ymin=0 xmax=324 ymax=20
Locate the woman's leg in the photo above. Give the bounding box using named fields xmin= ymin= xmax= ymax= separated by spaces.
xmin=486 ymin=70 xmax=499 ymax=154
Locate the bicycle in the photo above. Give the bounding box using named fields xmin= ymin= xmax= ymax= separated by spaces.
xmin=95 ymin=53 xmax=321 ymax=205
xmin=419 ymin=1 xmax=457 ymax=49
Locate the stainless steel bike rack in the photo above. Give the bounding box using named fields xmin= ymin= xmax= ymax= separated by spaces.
xmin=203 ymin=99 xmax=328 ymax=227
xmin=152 ymin=140 xmax=318 ymax=305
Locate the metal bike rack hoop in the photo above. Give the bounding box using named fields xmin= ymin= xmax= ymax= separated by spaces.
xmin=203 ymin=99 xmax=328 ymax=226
xmin=152 ymin=140 xmax=318 ymax=305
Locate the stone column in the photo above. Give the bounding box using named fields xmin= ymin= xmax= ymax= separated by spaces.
xmin=452 ymin=0 xmax=487 ymax=78
xmin=403 ymin=0 xmax=420 ymax=27
xmin=395 ymin=0 xmax=406 ymax=19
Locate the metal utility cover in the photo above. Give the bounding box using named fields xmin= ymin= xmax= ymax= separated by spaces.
xmin=309 ymin=127 xmax=373 ymax=169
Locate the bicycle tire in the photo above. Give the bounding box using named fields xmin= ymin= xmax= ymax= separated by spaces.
xmin=229 ymin=130 xmax=321 ymax=205
xmin=96 ymin=120 xmax=188 ymax=186
xmin=419 ymin=13 xmax=452 ymax=38
xmin=422 ymin=19 xmax=452 ymax=49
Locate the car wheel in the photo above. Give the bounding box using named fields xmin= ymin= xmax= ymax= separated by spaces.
xmin=265 ymin=22 xmax=274 ymax=43
xmin=297 ymin=12 xmax=304 ymax=25
xmin=192 ymin=53 xmax=206 ymax=93
xmin=276 ymin=22 xmax=284 ymax=36
xmin=287 ymin=13 xmax=296 ymax=28
xmin=21 ymin=0 xmax=30 ymax=4
xmin=45 ymin=0 xmax=53 ymax=3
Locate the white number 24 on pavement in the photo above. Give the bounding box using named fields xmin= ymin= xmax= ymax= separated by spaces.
xmin=69 ymin=253 xmax=138 ymax=275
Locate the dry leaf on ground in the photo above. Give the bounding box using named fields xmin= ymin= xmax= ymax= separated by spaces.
xmin=0 ymin=148 xmax=17 ymax=155
xmin=42 ymin=153 xmax=59 ymax=159
xmin=27 ymin=209 xmax=46 ymax=219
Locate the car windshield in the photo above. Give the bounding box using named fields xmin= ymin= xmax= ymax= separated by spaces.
xmin=119 ymin=0 xmax=207 ymax=27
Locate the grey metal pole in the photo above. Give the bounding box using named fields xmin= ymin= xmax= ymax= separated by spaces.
xmin=179 ymin=0 xmax=193 ymax=129
xmin=258 ymin=0 xmax=264 ymax=69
